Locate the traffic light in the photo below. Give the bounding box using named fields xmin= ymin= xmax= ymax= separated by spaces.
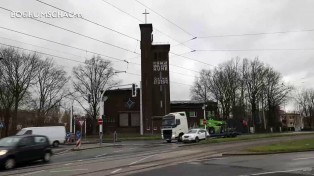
xmin=132 ymin=83 xmax=137 ymax=97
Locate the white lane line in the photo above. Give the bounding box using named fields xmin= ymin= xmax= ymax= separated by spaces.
xmin=130 ymin=164 xmax=157 ymax=168
xmin=50 ymin=169 xmax=88 ymax=173
xmin=293 ymin=156 xmax=314 ymax=161
xmin=55 ymin=149 xmax=72 ymax=155
xmin=128 ymin=154 xmax=157 ymax=165
xmin=111 ymin=168 xmax=122 ymax=174
xmin=95 ymin=153 xmax=107 ymax=158
xmin=113 ymin=150 xmax=124 ymax=153
xmin=64 ymin=163 xmax=73 ymax=166
xmin=240 ymin=167 xmax=311 ymax=176
xmin=20 ymin=170 xmax=45 ymax=176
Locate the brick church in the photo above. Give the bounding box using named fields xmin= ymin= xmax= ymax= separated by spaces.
xmin=102 ymin=23 xmax=218 ymax=134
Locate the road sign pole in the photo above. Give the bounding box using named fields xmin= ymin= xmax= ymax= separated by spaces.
xmin=84 ymin=119 xmax=86 ymax=141
xmin=99 ymin=123 xmax=103 ymax=146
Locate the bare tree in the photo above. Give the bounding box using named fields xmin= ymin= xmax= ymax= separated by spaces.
xmin=72 ymin=56 xmax=116 ymax=134
xmin=191 ymin=57 xmax=291 ymax=132
xmin=191 ymin=59 xmax=241 ymax=119
xmin=31 ymin=58 xmax=70 ymax=126
xmin=263 ymin=67 xmax=293 ymax=128
xmin=0 ymin=47 xmax=39 ymax=135
xmin=296 ymin=89 xmax=314 ymax=128
xmin=190 ymin=69 xmax=212 ymax=102
xmin=243 ymin=58 xmax=267 ymax=127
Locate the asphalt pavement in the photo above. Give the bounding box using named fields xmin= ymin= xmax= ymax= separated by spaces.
xmin=2 ymin=134 xmax=314 ymax=176
xmin=132 ymin=151 xmax=314 ymax=176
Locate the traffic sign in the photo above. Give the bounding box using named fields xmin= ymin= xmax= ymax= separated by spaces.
xmin=76 ymin=131 xmax=81 ymax=139
xmin=98 ymin=118 xmax=103 ymax=125
xmin=79 ymin=120 xmax=84 ymax=126
xmin=203 ymin=119 xmax=207 ymax=125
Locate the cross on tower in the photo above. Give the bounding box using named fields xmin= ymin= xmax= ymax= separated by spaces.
xmin=142 ymin=9 xmax=149 ymax=24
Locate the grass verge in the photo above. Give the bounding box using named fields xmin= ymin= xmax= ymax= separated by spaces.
xmin=200 ymin=132 xmax=314 ymax=144
xmin=246 ymin=138 xmax=314 ymax=153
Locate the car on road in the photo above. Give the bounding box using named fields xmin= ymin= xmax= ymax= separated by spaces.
xmin=182 ymin=129 xmax=208 ymax=143
xmin=0 ymin=135 xmax=52 ymax=170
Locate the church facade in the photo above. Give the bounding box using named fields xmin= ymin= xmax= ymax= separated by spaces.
xmin=101 ymin=23 xmax=218 ymax=134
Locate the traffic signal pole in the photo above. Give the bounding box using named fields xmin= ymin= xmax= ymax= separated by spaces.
xmin=99 ymin=100 xmax=104 ymax=146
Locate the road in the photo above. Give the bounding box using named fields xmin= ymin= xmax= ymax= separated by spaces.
xmin=1 ymin=134 xmax=314 ymax=176
xmin=135 ymin=151 xmax=314 ymax=176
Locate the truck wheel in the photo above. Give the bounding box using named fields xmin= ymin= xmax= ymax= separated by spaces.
xmin=178 ymin=134 xmax=183 ymax=142
xmin=195 ymin=137 xmax=199 ymax=143
xmin=208 ymin=128 xmax=215 ymax=134
xmin=53 ymin=141 xmax=59 ymax=148
xmin=166 ymin=140 xmax=171 ymax=143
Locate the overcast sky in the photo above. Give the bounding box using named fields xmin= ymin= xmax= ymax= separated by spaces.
xmin=1 ymin=0 xmax=314 ymax=111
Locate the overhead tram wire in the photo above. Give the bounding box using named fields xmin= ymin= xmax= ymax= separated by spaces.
xmin=197 ymin=29 xmax=314 ymax=38
xmin=1 ymin=35 xmax=199 ymax=78
xmin=0 ymin=42 xmax=128 ymax=76
xmin=100 ymin=0 xmax=196 ymax=51
xmin=2 ymin=37 xmax=199 ymax=78
xmin=34 ymin=0 xmax=139 ymax=42
xmin=0 ymin=6 xmax=139 ymax=55
xmin=0 ymin=36 xmax=87 ymax=60
xmin=99 ymin=1 xmax=213 ymax=68
xmin=194 ymin=48 xmax=314 ymax=52
xmin=134 ymin=0 xmax=195 ymax=38
xmin=0 ymin=42 xmax=84 ymax=64
xmin=0 ymin=26 xmax=133 ymax=64
xmin=0 ymin=42 xmax=192 ymax=87
xmin=170 ymin=52 xmax=214 ymax=67
xmin=0 ymin=26 xmax=203 ymax=76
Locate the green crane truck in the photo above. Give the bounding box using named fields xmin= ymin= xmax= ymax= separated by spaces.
xmin=200 ymin=119 xmax=238 ymax=137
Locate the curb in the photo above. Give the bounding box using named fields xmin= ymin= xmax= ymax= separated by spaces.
xmin=222 ymin=149 xmax=314 ymax=156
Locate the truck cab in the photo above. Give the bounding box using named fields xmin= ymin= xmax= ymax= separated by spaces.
xmin=161 ymin=112 xmax=188 ymax=143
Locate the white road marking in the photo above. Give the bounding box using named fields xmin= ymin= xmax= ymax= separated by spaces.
xmin=239 ymin=167 xmax=311 ymax=176
xmin=20 ymin=170 xmax=45 ymax=176
xmin=130 ymin=164 xmax=157 ymax=168
xmin=129 ymin=154 xmax=157 ymax=165
xmin=111 ymin=168 xmax=122 ymax=174
xmin=95 ymin=153 xmax=107 ymax=158
xmin=77 ymin=160 xmax=83 ymax=162
xmin=293 ymin=156 xmax=314 ymax=161
xmin=55 ymin=149 xmax=72 ymax=155
xmin=50 ymin=169 xmax=88 ymax=173
xmin=113 ymin=150 xmax=124 ymax=153
xmin=64 ymin=163 xmax=73 ymax=166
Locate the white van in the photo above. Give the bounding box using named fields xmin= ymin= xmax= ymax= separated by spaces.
xmin=161 ymin=112 xmax=189 ymax=143
xmin=16 ymin=126 xmax=66 ymax=147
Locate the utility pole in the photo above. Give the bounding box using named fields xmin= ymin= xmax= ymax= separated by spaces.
xmin=203 ymin=86 xmax=207 ymax=130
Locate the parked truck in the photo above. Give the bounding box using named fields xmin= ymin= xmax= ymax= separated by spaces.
xmin=161 ymin=112 xmax=189 ymax=143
